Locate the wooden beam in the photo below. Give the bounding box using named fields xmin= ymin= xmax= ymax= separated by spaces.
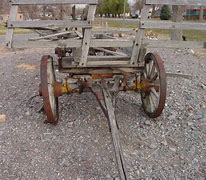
xmin=93 ymin=47 xmax=129 ymax=56
xmin=8 ymin=20 xmax=91 ymax=28
xmin=5 ymin=5 xmax=18 ymax=48
xmin=146 ymin=0 xmax=206 ymax=6
xmin=143 ymin=39 xmax=205 ymax=49
xmin=79 ymin=5 xmax=97 ymax=66
xmin=87 ymin=61 xmax=129 ymax=66
xmin=11 ymin=0 xmax=98 ymax=5
xmin=87 ymin=56 xmax=130 ymax=61
xmin=28 ymin=31 xmax=73 ymax=41
xmin=130 ymin=5 xmax=150 ymax=64
xmin=12 ymin=38 xmax=134 ymax=49
xmin=141 ymin=20 xmax=206 ymax=31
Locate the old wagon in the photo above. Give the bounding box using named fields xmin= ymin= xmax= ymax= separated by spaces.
xmin=6 ymin=0 xmax=206 ymax=179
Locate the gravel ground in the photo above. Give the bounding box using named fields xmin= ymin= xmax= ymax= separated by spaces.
xmin=0 ymin=46 xmax=206 ymax=180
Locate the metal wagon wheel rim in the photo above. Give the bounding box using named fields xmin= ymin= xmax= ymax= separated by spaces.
xmin=141 ymin=53 xmax=167 ymax=118
xmin=40 ymin=55 xmax=59 ymax=125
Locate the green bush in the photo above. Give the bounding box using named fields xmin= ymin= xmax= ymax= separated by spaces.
xmin=160 ymin=5 xmax=171 ymax=20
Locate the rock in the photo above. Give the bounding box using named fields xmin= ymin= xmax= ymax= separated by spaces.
xmin=106 ymin=174 xmax=111 ymax=179
xmin=0 ymin=114 xmax=6 ymax=123
xmin=201 ymin=84 xmax=206 ymax=90
xmin=161 ymin=139 xmax=168 ymax=146
xmin=144 ymin=120 xmax=151 ymax=126
xmin=114 ymin=177 xmax=120 ymax=180
xmin=190 ymin=49 xmax=195 ymax=54
xmin=67 ymin=122 xmax=74 ymax=128
xmin=96 ymin=107 xmax=101 ymax=110
xmin=88 ymin=178 xmax=95 ymax=180
xmin=94 ymin=139 xmax=98 ymax=143
xmin=187 ymin=122 xmax=193 ymax=126
xmin=168 ymin=114 xmax=177 ymax=121
xmin=194 ymin=111 xmax=204 ymax=120
xmin=25 ymin=111 xmax=30 ymax=116
xmin=169 ymin=147 xmax=176 ymax=152
xmin=148 ymin=143 xmax=157 ymax=149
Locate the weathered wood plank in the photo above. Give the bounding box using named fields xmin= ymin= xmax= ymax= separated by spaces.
xmin=130 ymin=5 xmax=150 ymax=64
xmin=102 ymin=83 xmax=128 ymax=180
xmin=91 ymin=39 xmax=133 ymax=48
xmin=166 ymin=73 xmax=192 ymax=79
xmin=8 ymin=20 xmax=91 ymax=28
xmin=5 ymin=5 xmax=18 ymax=48
xmin=87 ymin=61 xmax=129 ymax=66
xmin=28 ymin=31 xmax=73 ymax=41
xmin=88 ymin=56 xmax=130 ymax=61
xmin=12 ymin=39 xmax=134 ymax=48
xmin=79 ymin=5 xmax=97 ymax=67
xmin=146 ymin=0 xmax=206 ymax=6
xmin=11 ymin=0 xmax=98 ymax=5
xmin=14 ymin=39 xmax=204 ymax=49
xmin=141 ymin=20 xmax=206 ymax=31
xmin=92 ymin=28 xmax=136 ymax=34
xmin=143 ymin=39 xmax=205 ymax=49
xmin=93 ymin=47 xmax=129 ymax=56
xmin=13 ymin=39 xmax=83 ymax=48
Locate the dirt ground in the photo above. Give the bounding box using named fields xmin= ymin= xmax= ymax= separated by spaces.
xmin=0 ymin=46 xmax=206 ymax=180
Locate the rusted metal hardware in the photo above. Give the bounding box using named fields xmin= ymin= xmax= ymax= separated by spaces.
xmin=51 ymin=75 xmax=157 ymax=98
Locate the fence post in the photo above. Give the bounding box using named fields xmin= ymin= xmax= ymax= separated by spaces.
xmin=171 ymin=5 xmax=184 ymax=41
xmin=199 ymin=6 xmax=204 ymax=22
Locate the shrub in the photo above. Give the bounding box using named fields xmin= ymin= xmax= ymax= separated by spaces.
xmin=160 ymin=5 xmax=171 ymax=20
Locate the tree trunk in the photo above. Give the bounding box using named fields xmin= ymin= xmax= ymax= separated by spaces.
xmin=71 ymin=5 xmax=76 ymax=20
xmin=171 ymin=5 xmax=184 ymax=40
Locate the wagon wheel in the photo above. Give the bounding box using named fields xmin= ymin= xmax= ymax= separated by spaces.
xmin=39 ymin=55 xmax=59 ymax=125
xmin=140 ymin=53 xmax=166 ymax=118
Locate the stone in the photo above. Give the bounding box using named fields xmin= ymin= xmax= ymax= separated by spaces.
xmin=201 ymin=84 xmax=206 ymax=90
xmin=106 ymin=174 xmax=111 ymax=179
xmin=161 ymin=139 xmax=168 ymax=146
xmin=25 ymin=111 xmax=30 ymax=116
xmin=187 ymin=122 xmax=193 ymax=126
xmin=148 ymin=143 xmax=157 ymax=149
xmin=144 ymin=120 xmax=151 ymax=126
xmin=0 ymin=114 xmax=6 ymax=123
xmin=169 ymin=147 xmax=177 ymax=152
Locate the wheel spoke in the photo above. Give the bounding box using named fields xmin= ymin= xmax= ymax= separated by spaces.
xmin=145 ymin=63 xmax=150 ymax=77
xmin=150 ymin=92 xmax=157 ymax=108
xmin=150 ymin=61 xmax=156 ymax=79
xmin=151 ymin=87 xmax=159 ymax=99
xmin=149 ymin=95 xmax=155 ymax=112
xmin=151 ymin=72 xmax=158 ymax=81
xmin=143 ymin=71 xmax=147 ymax=79
xmin=148 ymin=60 xmax=154 ymax=78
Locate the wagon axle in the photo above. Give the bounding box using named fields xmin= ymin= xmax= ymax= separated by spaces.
xmin=39 ymin=73 xmax=159 ymax=97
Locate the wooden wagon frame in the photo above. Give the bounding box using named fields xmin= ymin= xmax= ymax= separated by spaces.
xmin=6 ymin=0 xmax=206 ymax=179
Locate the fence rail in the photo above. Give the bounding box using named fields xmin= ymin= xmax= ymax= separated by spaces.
xmin=11 ymin=0 xmax=98 ymax=5
xmin=141 ymin=20 xmax=206 ymax=31
xmin=146 ymin=0 xmax=206 ymax=6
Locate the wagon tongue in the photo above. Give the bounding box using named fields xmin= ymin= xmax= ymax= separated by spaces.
xmin=91 ymin=80 xmax=128 ymax=180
